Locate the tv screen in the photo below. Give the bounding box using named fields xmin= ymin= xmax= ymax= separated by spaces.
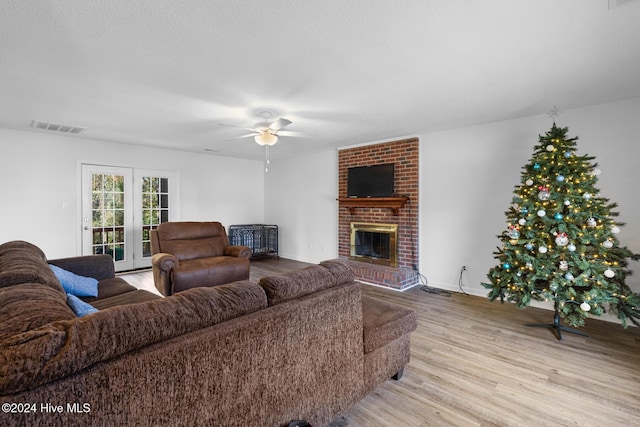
xmin=347 ymin=163 xmax=394 ymax=197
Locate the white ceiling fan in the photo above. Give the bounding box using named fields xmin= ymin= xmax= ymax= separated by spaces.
xmin=219 ymin=111 xmax=293 ymax=172
xmin=221 ymin=111 xmax=293 ymax=146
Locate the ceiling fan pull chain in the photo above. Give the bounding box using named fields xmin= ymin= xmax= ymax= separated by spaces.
xmin=265 ymin=145 xmax=270 ymax=172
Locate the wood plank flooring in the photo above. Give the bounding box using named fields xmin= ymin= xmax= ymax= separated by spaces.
xmin=120 ymin=258 xmax=640 ymax=427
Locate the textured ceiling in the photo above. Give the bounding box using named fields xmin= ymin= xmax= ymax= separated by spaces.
xmin=1 ymin=0 xmax=640 ymax=161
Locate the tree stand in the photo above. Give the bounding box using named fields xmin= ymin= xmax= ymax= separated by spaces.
xmin=525 ymin=304 xmax=590 ymax=341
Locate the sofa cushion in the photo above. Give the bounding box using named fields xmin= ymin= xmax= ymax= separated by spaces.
xmin=172 ymin=256 xmax=250 ymax=293
xmin=80 ymin=277 xmax=137 ymax=303
xmin=0 ymin=241 xmax=63 ymax=294
xmin=0 ymin=283 xmax=75 ymax=341
xmin=90 ymin=289 xmax=162 ymax=310
xmin=259 ymin=264 xmax=344 ymax=306
xmin=49 ymin=264 xmax=99 ymax=297
xmin=0 ymin=280 xmax=268 ymax=394
xmin=320 ymin=259 xmax=356 ymax=283
xmin=162 ymin=238 xmax=227 ymax=261
xmin=156 ymin=222 xmax=228 ymax=260
xmin=49 ymin=254 xmax=116 ymax=282
xmin=66 ymin=294 xmax=99 ymax=317
xmin=361 ymin=295 xmax=417 ymax=354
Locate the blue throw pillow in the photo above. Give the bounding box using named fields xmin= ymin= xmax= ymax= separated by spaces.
xmin=49 ymin=264 xmax=99 ymax=297
xmin=66 ymin=293 xmax=98 ymax=317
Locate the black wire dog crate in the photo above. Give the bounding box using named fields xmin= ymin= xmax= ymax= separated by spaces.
xmin=228 ymin=224 xmax=279 ymax=258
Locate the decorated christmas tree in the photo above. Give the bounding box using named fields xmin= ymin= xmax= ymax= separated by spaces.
xmin=483 ymin=122 xmax=640 ymax=339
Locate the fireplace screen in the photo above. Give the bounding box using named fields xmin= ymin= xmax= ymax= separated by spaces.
xmin=350 ymin=222 xmax=398 ymax=267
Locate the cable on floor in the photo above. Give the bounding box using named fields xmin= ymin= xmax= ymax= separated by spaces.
xmin=418 ymin=271 xmax=451 ymax=297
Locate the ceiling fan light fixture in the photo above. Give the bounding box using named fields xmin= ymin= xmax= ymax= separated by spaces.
xmin=254 ymin=132 xmax=278 ymax=146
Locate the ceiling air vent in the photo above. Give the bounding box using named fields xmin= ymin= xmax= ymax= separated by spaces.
xmin=609 ymin=0 xmax=639 ymax=9
xmin=30 ymin=120 xmax=87 ymax=135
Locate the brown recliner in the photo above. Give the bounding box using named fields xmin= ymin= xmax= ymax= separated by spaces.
xmin=150 ymin=221 xmax=251 ymax=296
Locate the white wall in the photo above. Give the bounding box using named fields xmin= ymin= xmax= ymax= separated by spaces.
xmin=264 ymin=148 xmax=338 ymax=263
xmin=421 ymin=98 xmax=640 ymax=297
xmin=0 ymin=128 xmax=264 ymax=258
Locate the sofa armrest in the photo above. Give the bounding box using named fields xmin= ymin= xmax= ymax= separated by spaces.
xmin=151 ymin=253 xmax=179 ymax=296
xmin=48 ymin=255 xmax=116 ymax=281
xmin=224 ymin=245 xmax=252 ymax=259
xmin=151 ymin=253 xmax=179 ymax=272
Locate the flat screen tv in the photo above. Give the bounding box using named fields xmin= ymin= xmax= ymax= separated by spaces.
xmin=347 ymin=163 xmax=395 ymax=198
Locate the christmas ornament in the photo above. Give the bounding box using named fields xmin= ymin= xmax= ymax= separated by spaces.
xmin=580 ymin=302 xmax=591 ymax=312
xmin=556 ymin=175 xmax=565 ymax=182
xmin=602 ymin=240 xmax=613 ymax=249
xmin=503 ymin=263 xmax=511 ymax=269
xmin=559 ymin=260 xmax=569 ymax=271
xmin=564 ymin=273 xmax=574 ymax=281
xmin=592 ymin=168 xmax=601 ymax=176
xmin=538 ymin=186 xmax=550 ymax=201
xmin=554 ymin=213 xmax=563 ymax=220
xmin=555 ymin=233 xmax=569 ymax=246
xmin=567 ymin=244 xmax=576 ymax=252
xmin=521 ymin=207 xmax=529 ymax=214
xmin=518 ymin=218 xmax=526 ymax=226
xmin=537 ymin=209 xmax=546 ymax=217
xmin=525 ymin=179 xmax=534 ymax=186
xmin=525 ymin=243 xmax=534 ymax=250
xmin=533 ymin=163 xmax=541 ymax=170
xmin=604 ymin=269 xmax=615 ymax=278
xmin=583 ymin=192 xmax=592 ymax=200
xmin=611 ymin=225 xmax=621 ymax=234
xmin=587 ymin=217 xmax=597 ymax=227
xmin=564 ymin=200 xmax=571 ymax=206
xmin=526 ymin=262 xmax=533 ymax=269
xmin=538 ymin=246 xmax=548 ymax=254
xmin=507 ymin=226 xmax=520 ymax=239
xmin=564 ymin=151 xmax=571 ymax=158
xmin=546 ymin=144 xmax=555 ymax=152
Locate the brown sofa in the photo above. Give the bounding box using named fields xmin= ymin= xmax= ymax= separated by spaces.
xmin=150 ymin=221 xmax=252 ymax=296
xmin=0 ymin=240 xmax=416 ymax=427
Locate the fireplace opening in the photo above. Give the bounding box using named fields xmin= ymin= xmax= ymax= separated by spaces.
xmin=350 ymin=222 xmax=398 ymax=267
xmin=355 ymin=231 xmax=390 ymax=259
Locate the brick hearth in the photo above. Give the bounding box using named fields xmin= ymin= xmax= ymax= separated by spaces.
xmin=344 ymin=259 xmax=419 ymax=290
xmin=338 ymin=138 xmax=419 ymax=290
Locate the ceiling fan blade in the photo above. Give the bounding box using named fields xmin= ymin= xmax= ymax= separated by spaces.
xmin=218 ymin=123 xmax=259 ymax=132
xmin=277 ymin=130 xmax=304 ymax=137
xmin=268 ymin=118 xmax=292 ymax=132
xmin=235 ymin=132 xmax=259 ymax=139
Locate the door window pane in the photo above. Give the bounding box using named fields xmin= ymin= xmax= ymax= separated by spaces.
xmin=91 ymin=173 xmax=127 ymax=262
xmin=141 ymin=176 xmax=170 ymax=257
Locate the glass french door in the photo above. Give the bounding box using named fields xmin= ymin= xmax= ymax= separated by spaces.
xmin=82 ymin=165 xmax=134 ymax=271
xmin=135 ymin=172 xmax=171 ymax=265
xmin=81 ymin=165 xmax=176 ymax=271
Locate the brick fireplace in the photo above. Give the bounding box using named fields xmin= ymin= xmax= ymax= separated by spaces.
xmin=337 ymin=138 xmax=419 ymax=290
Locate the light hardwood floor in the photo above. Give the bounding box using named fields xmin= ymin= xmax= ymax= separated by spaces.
xmin=120 ymin=259 xmax=640 ymax=427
